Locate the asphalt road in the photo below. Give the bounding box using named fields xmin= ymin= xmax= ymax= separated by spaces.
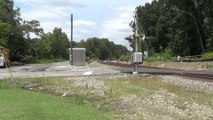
xmin=0 ymin=62 xmax=120 ymax=79
xmin=114 ymin=65 xmax=213 ymax=77
xmin=1 ymin=62 xmax=212 ymax=79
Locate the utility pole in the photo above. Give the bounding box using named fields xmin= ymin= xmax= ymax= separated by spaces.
xmin=124 ymin=8 xmax=143 ymax=75
xmin=70 ymin=13 xmax=73 ymax=66
xmin=133 ymin=8 xmax=139 ymax=74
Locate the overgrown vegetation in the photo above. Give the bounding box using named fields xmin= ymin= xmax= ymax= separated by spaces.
xmin=0 ymin=80 xmax=111 ymax=120
xmin=119 ymin=54 xmax=131 ymax=62
xmin=1 ymin=0 xmax=212 ymax=64
xmin=145 ymin=49 xmax=173 ymax=62
xmin=201 ymin=52 xmax=213 ymax=60
xmin=75 ymin=38 xmax=129 ymax=60
xmin=130 ymin=0 xmax=213 ymax=57
xmin=144 ymin=51 xmax=213 ymax=62
xmin=3 ymin=75 xmax=212 ymax=119
xmin=0 ymin=0 xmax=129 ymax=63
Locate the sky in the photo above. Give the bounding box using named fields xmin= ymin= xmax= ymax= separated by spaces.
xmin=14 ymin=0 xmax=152 ymax=50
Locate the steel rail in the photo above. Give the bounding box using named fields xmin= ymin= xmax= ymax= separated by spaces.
xmin=99 ymin=61 xmax=213 ymax=80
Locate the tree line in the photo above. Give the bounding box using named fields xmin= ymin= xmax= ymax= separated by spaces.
xmin=0 ymin=0 xmax=129 ymax=62
xmin=73 ymin=38 xmax=129 ymax=60
xmin=130 ymin=0 xmax=213 ymax=56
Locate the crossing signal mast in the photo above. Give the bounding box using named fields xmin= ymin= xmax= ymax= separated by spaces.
xmin=125 ymin=8 xmax=144 ymax=74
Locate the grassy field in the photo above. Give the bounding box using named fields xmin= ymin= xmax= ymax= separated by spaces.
xmin=1 ymin=75 xmax=213 ymax=120
xmin=0 ymin=81 xmax=111 ymax=120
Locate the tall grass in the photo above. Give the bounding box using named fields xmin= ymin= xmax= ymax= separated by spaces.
xmin=0 ymin=81 xmax=111 ymax=120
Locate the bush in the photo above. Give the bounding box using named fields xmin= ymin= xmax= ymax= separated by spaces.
xmin=182 ymin=57 xmax=201 ymax=62
xmin=145 ymin=49 xmax=173 ymax=62
xmin=119 ymin=54 xmax=130 ymax=62
xmin=201 ymin=52 xmax=213 ymax=60
xmin=119 ymin=55 xmax=125 ymax=61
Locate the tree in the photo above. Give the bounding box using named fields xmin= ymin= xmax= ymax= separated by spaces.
xmin=0 ymin=0 xmax=14 ymax=24
xmin=50 ymin=28 xmax=69 ymax=59
xmin=203 ymin=0 xmax=213 ymax=51
xmin=0 ymin=22 xmax=10 ymax=46
xmin=0 ymin=0 xmax=30 ymax=61
xmin=22 ymin=20 xmax=44 ymax=39
xmin=169 ymin=0 xmax=206 ymax=53
xmin=34 ymin=27 xmax=69 ymax=60
xmin=130 ymin=0 xmax=213 ymax=57
xmin=132 ymin=1 xmax=160 ymax=54
xmin=80 ymin=37 xmax=129 ymax=60
xmin=0 ymin=0 xmax=15 ymax=48
xmin=34 ymin=36 xmax=52 ymax=59
xmin=0 ymin=0 xmax=129 ymax=62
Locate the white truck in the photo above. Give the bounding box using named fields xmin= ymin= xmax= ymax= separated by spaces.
xmin=0 ymin=46 xmax=9 ymax=68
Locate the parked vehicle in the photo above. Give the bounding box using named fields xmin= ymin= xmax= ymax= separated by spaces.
xmin=0 ymin=46 xmax=9 ymax=68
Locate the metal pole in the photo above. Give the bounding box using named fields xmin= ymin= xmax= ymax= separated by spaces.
xmin=133 ymin=8 xmax=139 ymax=74
xmin=70 ymin=14 xmax=73 ymax=66
xmin=135 ymin=8 xmax=139 ymax=53
xmin=135 ymin=39 xmax=138 ymax=52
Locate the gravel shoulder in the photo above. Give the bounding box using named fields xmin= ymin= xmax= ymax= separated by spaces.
xmin=1 ymin=61 xmax=213 ymax=119
xmin=0 ymin=61 xmax=120 ymax=79
xmin=16 ymin=73 xmax=213 ymax=120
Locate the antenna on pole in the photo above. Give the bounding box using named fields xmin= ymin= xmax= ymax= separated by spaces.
xmin=70 ymin=13 xmax=73 ymax=66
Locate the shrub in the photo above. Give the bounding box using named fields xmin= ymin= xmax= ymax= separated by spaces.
xmin=145 ymin=49 xmax=173 ymax=62
xmin=201 ymin=52 xmax=213 ymax=60
xmin=119 ymin=55 xmax=130 ymax=62
xmin=119 ymin=55 xmax=125 ymax=61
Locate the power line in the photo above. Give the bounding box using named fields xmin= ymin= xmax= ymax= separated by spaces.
xmin=26 ymin=0 xmax=69 ymax=18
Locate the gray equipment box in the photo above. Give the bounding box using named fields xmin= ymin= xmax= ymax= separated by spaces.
xmin=132 ymin=52 xmax=143 ymax=63
xmin=72 ymin=48 xmax=86 ymax=66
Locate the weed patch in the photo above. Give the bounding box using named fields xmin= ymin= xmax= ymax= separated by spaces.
xmin=0 ymin=80 xmax=111 ymax=120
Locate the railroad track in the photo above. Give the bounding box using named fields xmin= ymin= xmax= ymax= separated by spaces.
xmin=99 ymin=61 xmax=213 ymax=81
xmin=175 ymin=73 xmax=213 ymax=81
xmin=99 ymin=61 xmax=132 ymax=67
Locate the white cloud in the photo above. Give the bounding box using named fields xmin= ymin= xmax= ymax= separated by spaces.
xmin=20 ymin=0 xmax=86 ymax=8
xmin=21 ymin=9 xmax=62 ymax=21
xmin=40 ymin=21 xmax=62 ymax=33
xmin=74 ymin=20 xmax=96 ymax=27
xmin=114 ymin=6 xmax=135 ymax=13
xmin=148 ymin=0 xmax=154 ymax=3
xmin=101 ymin=6 xmax=135 ymax=50
xmin=102 ymin=20 xmax=130 ymax=34
xmin=80 ymin=29 xmax=92 ymax=33
xmin=14 ymin=0 xmax=152 ymax=50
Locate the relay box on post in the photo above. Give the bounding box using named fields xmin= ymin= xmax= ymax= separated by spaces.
xmin=132 ymin=52 xmax=143 ymax=64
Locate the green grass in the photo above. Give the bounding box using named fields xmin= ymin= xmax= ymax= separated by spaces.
xmin=0 ymin=81 xmax=111 ymax=120
xmin=2 ymin=75 xmax=213 ymax=119
xmin=14 ymin=76 xmax=213 ymax=108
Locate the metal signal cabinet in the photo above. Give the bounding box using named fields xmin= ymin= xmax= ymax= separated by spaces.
xmin=72 ymin=48 xmax=86 ymax=66
xmin=132 ymin=52 xmax=143 ymax=64
xmin=0 ymin=46 xmax=9 ymax=68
